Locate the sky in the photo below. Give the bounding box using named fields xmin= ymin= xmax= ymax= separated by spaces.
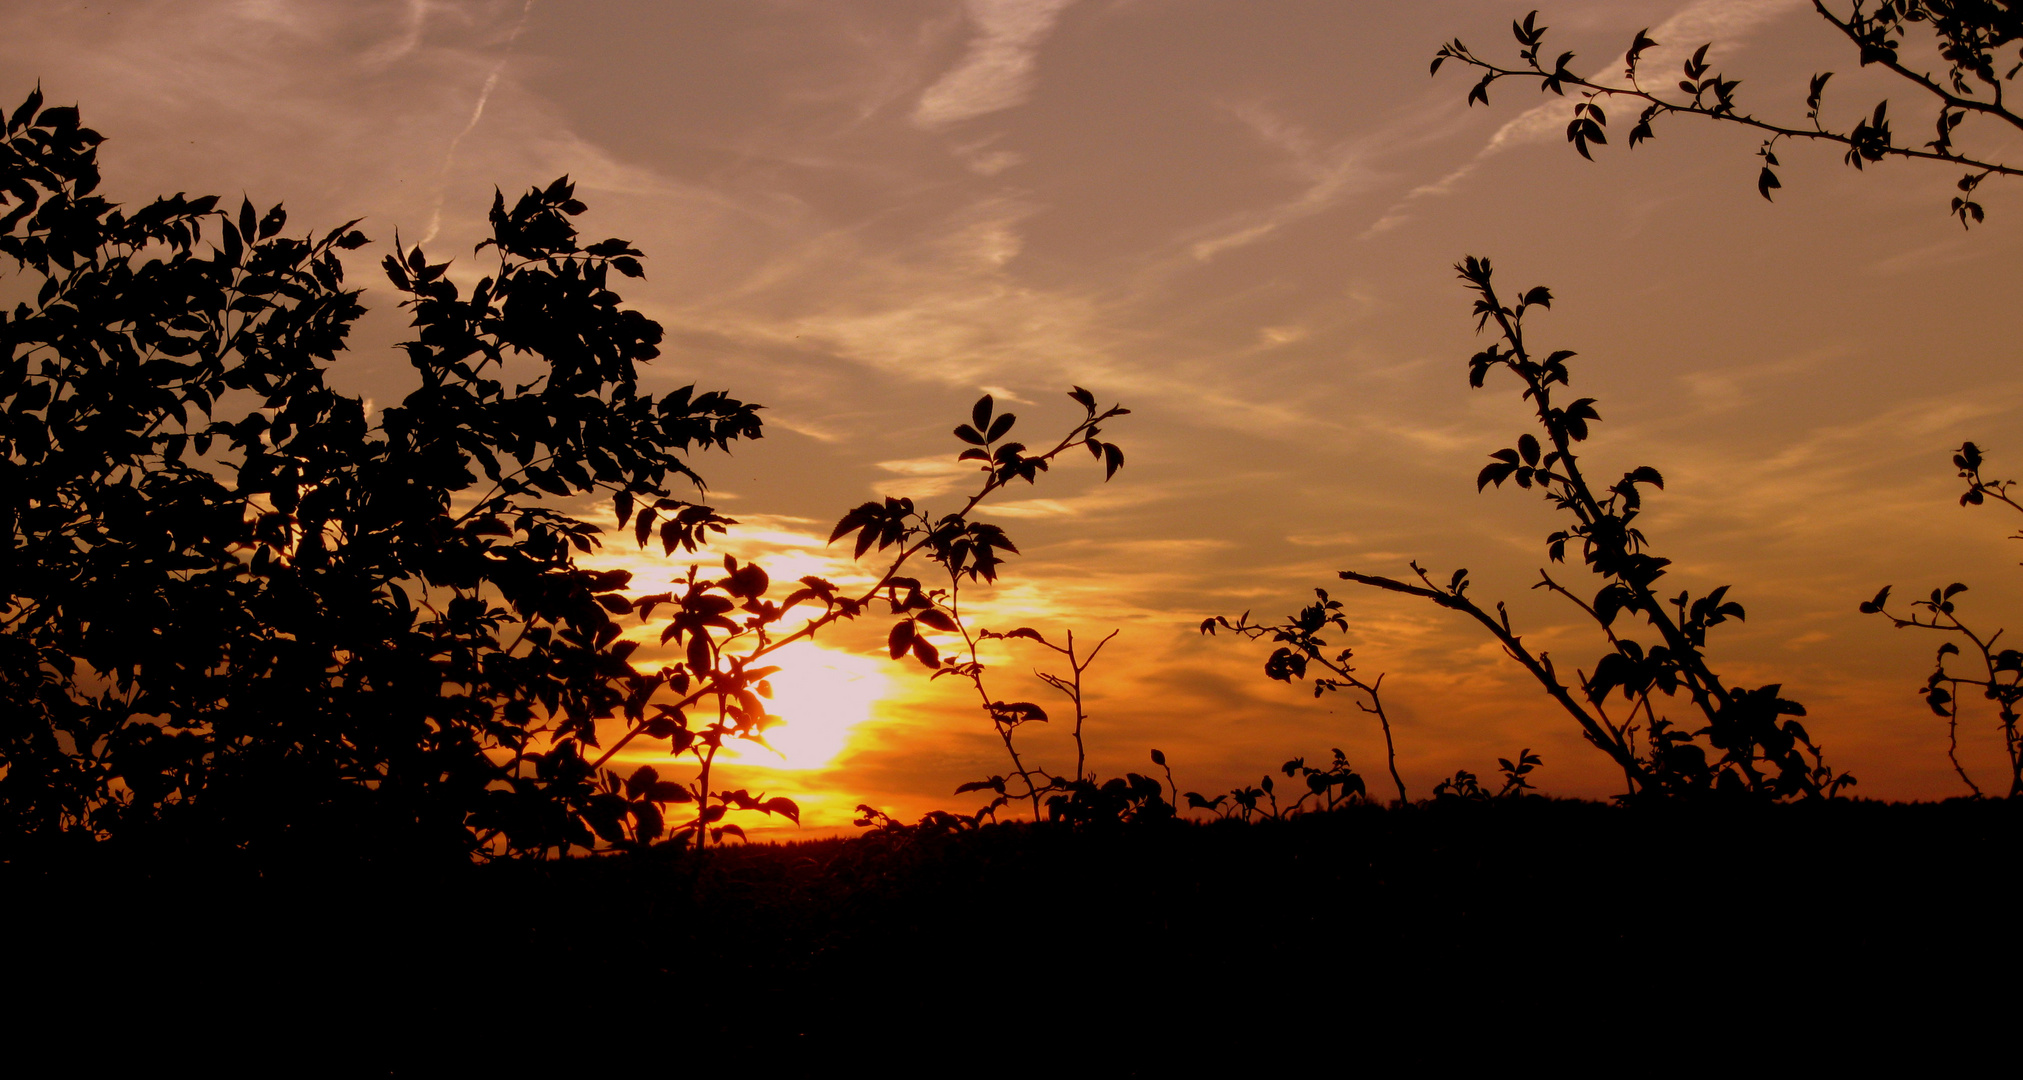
xmin=9 ymin=0 xmax=2023 ymax=830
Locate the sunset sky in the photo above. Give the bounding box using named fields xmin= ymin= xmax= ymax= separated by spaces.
xmin=12 ymin=0 xmax=2023 ymax=828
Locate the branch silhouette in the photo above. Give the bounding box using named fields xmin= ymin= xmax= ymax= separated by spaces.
xmin=1435 ymin=4 xmax=2023 ymax=225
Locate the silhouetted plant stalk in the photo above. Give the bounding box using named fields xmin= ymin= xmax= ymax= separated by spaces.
xmin=1859 ymin=441 xmax=2023 ymax=797
xmin=1202 ymin=592 xmax=1408 ymax=805
xmin=821 ymin=391 xmax=1172 ymax=828
xmin=814 ymin=391 xmax=1133 ymax=825
xmin=590 ymin=389 xmax=1130 ymax=849
xmin=1434 ymin=4 xmax=2023 ymax=225
xmin=1150 ymin=747 xmax=1177 ymax=810
xmin=1337 ymin=258 xmax=1853 ymax=801
xmin=938 ymin=620 xmax=1120 ymax=820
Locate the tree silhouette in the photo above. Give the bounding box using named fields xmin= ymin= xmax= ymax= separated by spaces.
xmin=0 ymin=89 xmax=1128 ymax=862
xmin=0 ymin=87 xmax=764 ymax=861
xmin=1435 ymin=3 xmax=2023 ymax=225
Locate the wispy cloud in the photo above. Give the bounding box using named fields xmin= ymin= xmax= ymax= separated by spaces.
xmin=874 ymin=455 xmax=979 ymax=499
xmin=421 ymin=0 xmax=537 ymax=243
xmin=913 ymin=0 xmax=1077 ymax=128
xmin=1187 ymin=101 xmax=1383 ymax=261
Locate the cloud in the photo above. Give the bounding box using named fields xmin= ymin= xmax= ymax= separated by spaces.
xmin=874 ymin=455 xmax=980 ymax=499
xmin=421 ymin=0 xmax=538 ymax=243
xmin=1186 ymin=101 xmax=1382 ymax=261
xmin=913 ymin=0 xmax=1077 ymax=128
xmin=669 ymin=197 xmax=1143 ymax=397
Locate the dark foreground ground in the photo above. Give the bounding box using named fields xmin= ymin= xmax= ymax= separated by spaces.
xmin=12 ymin=798 xmax=2019 ymax=1073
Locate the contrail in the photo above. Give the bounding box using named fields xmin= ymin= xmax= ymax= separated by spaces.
xmin=421 ymin=0 xmax=537 ymax=245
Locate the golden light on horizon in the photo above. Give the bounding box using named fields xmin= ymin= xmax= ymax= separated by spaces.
xmin=718 ymin=640 xmax=891 ymax=772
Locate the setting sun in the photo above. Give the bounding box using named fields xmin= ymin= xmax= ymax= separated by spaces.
xmin=720 ymin=641 xmax=890 ymax=772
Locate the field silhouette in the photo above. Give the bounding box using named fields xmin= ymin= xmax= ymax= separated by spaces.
xmin=14 ymin=797 xmax=2016 ymax=1069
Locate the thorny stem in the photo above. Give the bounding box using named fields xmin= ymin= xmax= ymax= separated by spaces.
xmin=1035 ymin=628 xmax=1119 ymax=783
xmin=1299 ymin=650 xmax=1406 ymax=805
xmin=950 ymin=575 xmax=1050 ymax=820
xmin=1941 ymin=689 xmax=1985 ymax=799
xmin=692 ymin=729 xmax=720 ymax=852
xmin=1213 ymin=610 xmax=1406 ymax=804
xmin=1539 ymin=570 xmax=1643 ymax=796
xmin=1354 ymin=673 xmax=1407 ymax=806
xmin=1339 ymin=565 xmax=1645 ymax=786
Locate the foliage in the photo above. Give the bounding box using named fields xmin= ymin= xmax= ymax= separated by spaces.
xmin=0 ymin=84 xmax=736 ymax=859
xmin=1203 ymin=590 xmax=1408 ymax=804
xmin=0 ymin=88 xmax=1124 ymax=862
xmin=1044 ymin=771 xmax=1172 ymax=826
xmin=1335 ymin=258 xmax=1853 ymax=802
xmin=827 ymin=390 xmax=1132 ymax=824
xmin=1860 ymin=441 xmax=2023 ymax=796
xmin=1433 ymin=3 xmax=2023 ymax=225
xmin=621 ymin=386 xmax=1126 ymax=850
xmin=1184 ymin=749 xmax=1369 ymax=821
xmin=1431 ymin=749 xmax=1542 ymax=802
xmin=1439 ymin=8 xmax=2023 ymax=799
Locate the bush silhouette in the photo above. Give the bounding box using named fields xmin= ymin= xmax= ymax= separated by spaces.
xmin=1308 ymin=260 xmax=1852 ymax=801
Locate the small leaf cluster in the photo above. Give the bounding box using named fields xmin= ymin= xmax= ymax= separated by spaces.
xmin=1426 ymin=750 xmax=1541 ymax=802
xmin=833 ymin=391 xmax=1126 ymax=595
xmin=1185 ymin=750 xmax=1368 ymax=822
xmin=835 ymin=394 xmax=1128 ymax=823
xmin=1044 ymin=772 xmax=1172 ymax=826
xmin=825 ymin=384 xmax=1128 ymax=829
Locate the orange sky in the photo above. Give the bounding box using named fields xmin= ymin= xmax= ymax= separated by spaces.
xmin=13 ymin=0 xmax=2023 ymax=829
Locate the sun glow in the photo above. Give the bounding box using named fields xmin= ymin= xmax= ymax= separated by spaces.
xmin=719 ymin=641 xmax=890 ymax=771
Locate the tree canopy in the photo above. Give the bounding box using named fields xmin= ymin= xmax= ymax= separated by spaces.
xmin=0 ymin=86 xmax=781 ymax=862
